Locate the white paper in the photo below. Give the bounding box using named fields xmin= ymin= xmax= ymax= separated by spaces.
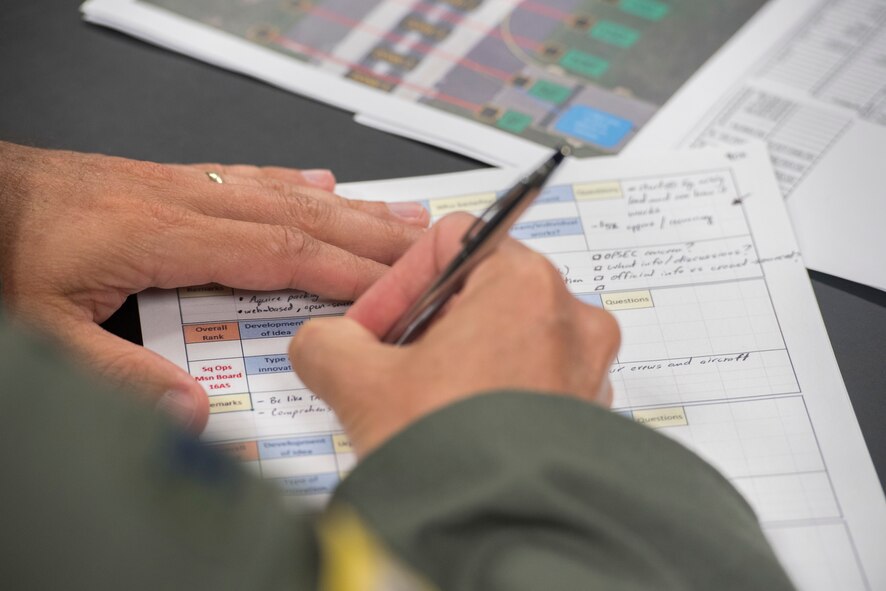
xmin=138 ymin=146 xmax=884 ymax=589
xmin=625 ymin=0 xmax=886 ymax=290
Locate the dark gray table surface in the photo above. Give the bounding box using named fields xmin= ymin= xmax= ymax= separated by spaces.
xmin=2 ymin=1 xmax=883 ymax=490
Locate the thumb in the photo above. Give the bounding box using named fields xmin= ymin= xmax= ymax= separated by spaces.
xmin=61 ymin=320 xmax=210 ymax=432
xmin=289 ymin=316 xmax=388 ymax=410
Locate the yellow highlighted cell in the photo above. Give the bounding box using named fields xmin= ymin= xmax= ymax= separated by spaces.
xmin=333 ymin=434 xmax=354 ymax=454
xmin=184 ymin=322 xmax=240 ymax=344
xmin=602 ymin=290 xmax=653 ymax=311
xmin=402 ymin=16 xmax=448 ymax=40
xmin=179 ymin=284 xmax=233 ymax=298
xmin=633 ymin=406 xmax=688 ymax=428
xmin=215 ymin=440 xmax=259 ymax=462
xmin=574 ymin=181 xmax=623 ymax=201
xmin=429 ymin=193 xmax=496 ymax=217
xmin=208 ymin=393 xmax=253 ymax=414
xmin=370 ymin=47 xmax=418 ymax=70
xmin=345 ymin=70 xmax=395 ymax=92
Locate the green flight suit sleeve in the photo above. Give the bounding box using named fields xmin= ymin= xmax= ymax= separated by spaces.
xmin=335 ymin=392 xmax=795 ymax=591
xmin=0 ymin=318 xmax=793 ymax=590
xmin=0 ymin=323 xmax=320 ymax=591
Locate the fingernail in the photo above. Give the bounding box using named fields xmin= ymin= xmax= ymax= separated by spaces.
xmin=386 ymin=201 xmax=427 ymax=222
xmin=302 ymin=169 xmax=335 ymax=188
xmin=156 ymin=389 xmax=198 ymax=428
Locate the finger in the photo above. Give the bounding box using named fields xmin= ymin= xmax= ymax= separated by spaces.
xmin=258 ymin=166 xmax=335 ymax=190
xmin=576 ymin=298 xmax=621 ymax=363
xmin=175 ymin=163 xmax=336 ymax=191
xmin=264 ymin=183 xmax=430 ymax=228
xmin=290 ymin=316 xmax=407 ymax=455
xmin=58 ymin=319 xmax=210 ymax=432
xmin=175 ymin=164 xmax=429 ymax=227
xmin=289 ymin=316 xmax=387 ymax=404
xmin=574 ymin=301 xmax=621 ymax=408
xmin=346 ymin=212 xmax=478 ymax=337
xmin=172 ymin=181 xmax=425 ymax=265
xmin=147 ymin=211 xmax=389 ymax=301
xmin=339 ymin=198 xmax=430 ymax=228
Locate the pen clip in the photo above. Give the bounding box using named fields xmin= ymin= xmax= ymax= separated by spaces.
xmin=384 ymin=145 xmax=571 ymax=345
xmin=463 ymin=181 xmax=526 ymax=243
xmin=464 ymin=144 xmax=571 ymax=245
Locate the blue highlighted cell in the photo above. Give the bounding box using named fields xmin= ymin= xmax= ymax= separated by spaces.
xmin=239 ymin=318 xmax=308 ymax=340
xmin=576 ymin=293 xmax=604 ymax=308
xmin=277 ymin=472 xmax=340 ymax=495
xmin=511 ymin=217 xmax=583 ymax=240
xmin=535 ymin=184 xmax=575 ymax=204
xmin=259 ymin=435 xmax=334 ymax=460
xmin=245 ymin=354 xmax=293 ymax=375
xmin=554 ymin=105 xmax=633 ymax=149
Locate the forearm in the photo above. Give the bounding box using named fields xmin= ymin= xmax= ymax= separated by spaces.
xmin=0 ymin=141 xmax=49 ymax=301
xmin=336 ymin=392 xmax=795 ymax=591
xmin=0 ymin=141 xmax=29 ymax=278
xmin=0 ymin=140 xmax=39 ymax=215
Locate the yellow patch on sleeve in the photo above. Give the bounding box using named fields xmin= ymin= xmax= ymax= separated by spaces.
xmin=319 ymin=506 xmax=437 ymax=591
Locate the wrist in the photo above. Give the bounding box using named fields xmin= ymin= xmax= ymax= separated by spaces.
xmin=0 ymin=140 xmax=31 ymax=190
xmin=0 ymin=141 xmax=36 ymax=215
xmin=0 ymin=142 xmax=39 ymax=285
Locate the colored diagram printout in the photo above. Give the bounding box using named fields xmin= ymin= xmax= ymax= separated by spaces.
xmin=94 ymin=0 xmax=767 ymax=157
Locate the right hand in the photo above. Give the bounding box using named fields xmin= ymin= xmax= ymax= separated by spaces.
xmin=290 ymin=214 xmax=621 ymax=456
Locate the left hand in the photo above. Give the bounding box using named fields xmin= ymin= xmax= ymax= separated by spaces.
xmin=0 ymin=142 xmax=429 ymax=431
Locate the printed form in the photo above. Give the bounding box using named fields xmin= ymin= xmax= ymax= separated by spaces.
xmin=627 ymin=0 xmax=886 ymax=290
xmin=138 ymin=147 xmax=885 ymax=590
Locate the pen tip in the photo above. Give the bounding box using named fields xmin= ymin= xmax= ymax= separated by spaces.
xmin=555 ymin=143 xmax=572 ymax=161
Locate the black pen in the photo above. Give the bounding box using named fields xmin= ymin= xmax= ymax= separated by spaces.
xmin=383 ymin=144 xmax=572 ymax=345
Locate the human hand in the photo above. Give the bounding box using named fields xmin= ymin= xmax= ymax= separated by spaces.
xmin=0 ymin=142 xmax=429 ymax=431
xmin=289 ymin=214 xmax=621 ymax=456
